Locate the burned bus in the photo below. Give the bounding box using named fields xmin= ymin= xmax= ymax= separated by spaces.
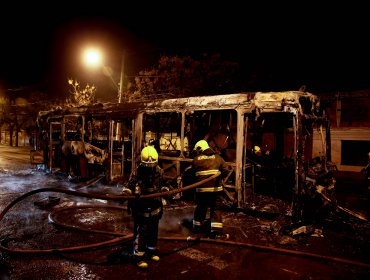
xmin=34 ymin=91 xmax=335 ymax=219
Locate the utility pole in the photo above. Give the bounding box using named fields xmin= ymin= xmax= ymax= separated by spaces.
xmin=116 ymin=52 xmax=125 ymax=140
xmin=118 ymin=52 xmax=125 ymax=103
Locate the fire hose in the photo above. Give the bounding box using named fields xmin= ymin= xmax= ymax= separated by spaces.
xmin=0 ymin=172 xmax=370 ymax=269
xmin=0 ymin=172 xmax=220 ymax=254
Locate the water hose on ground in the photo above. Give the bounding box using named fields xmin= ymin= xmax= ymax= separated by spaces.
xmin=1 ymin=173 xmax=370 ymax=270
xmin=0 ymin=173 xmax=220 ymax=254
xmin=159 ymin=236 xmax=370 ymax=269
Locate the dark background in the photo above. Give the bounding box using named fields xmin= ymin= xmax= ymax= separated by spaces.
xmin=1 ymin=2 xmax=369 ymax=99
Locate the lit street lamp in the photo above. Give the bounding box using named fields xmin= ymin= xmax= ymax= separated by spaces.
xmin=83 ymin=47 xmax=103 ymax=68
xmin=82 ymin=47 xmax=125 ymax=103
xmin=82 ymin=47 xmax=125 ymax=140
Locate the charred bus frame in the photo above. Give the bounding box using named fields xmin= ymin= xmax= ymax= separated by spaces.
xmin=35 ymin=91 xmax=330 ymax=213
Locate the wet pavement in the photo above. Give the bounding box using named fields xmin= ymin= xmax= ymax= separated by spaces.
xmin=0 ymin=144 xmax=369 ymax=279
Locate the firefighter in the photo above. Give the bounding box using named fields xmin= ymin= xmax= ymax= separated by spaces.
xmin=125 ymin=145 xmax=164 ymax=269
xmin=191 ymin=139 xmax=230 ymax=239
xmin=253 ymin=145 xmax=262 ymax=156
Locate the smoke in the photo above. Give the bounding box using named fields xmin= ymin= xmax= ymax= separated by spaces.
xmin=159 ymin=206 xmax=195 ymax=236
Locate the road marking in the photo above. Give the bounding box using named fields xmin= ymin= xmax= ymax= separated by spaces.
xmin=179 ymin=248 xmax=229 ymax=270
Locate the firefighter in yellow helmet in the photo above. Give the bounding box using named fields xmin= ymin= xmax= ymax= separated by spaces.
xmin=126 ymin=144 xmax=163 ymax=269
xmin=253 ymin=145 xmax=262 ymax=156
xmin=191 ymin=139 xmax=230 ymax=239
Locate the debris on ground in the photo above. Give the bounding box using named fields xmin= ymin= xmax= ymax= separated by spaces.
xmin=33 ymin=196 xmax=60 ymax=209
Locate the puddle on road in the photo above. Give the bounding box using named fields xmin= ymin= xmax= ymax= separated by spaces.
xmin=0 ymin=169 xmax=71 ymax=194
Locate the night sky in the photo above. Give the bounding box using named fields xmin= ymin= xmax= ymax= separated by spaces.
xmin=1 ymin=2 xmax=369 ymax=100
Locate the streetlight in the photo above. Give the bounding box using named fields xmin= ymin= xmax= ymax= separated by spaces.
xmin=82 ymin=47 xmax=125 ymax=139
xmin=83 ymin=47 xmax=103 ymax=68
xmin=82 ymin=47 xmax=125 ymax=103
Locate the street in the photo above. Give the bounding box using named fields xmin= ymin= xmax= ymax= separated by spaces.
xmin=0 ymin=144 xmax=369 ymax=279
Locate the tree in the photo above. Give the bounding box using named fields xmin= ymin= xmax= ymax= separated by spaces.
xmin=125 ymin=53 xmax=241 ymax=102
xmin=67 ymin=79 xmax=96 ymax=106
xmin=0 ymin=97 xmax=10 ymax=144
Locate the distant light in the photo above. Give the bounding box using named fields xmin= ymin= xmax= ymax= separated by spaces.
xmin=83 ymin=48 xmax=103 ymax=68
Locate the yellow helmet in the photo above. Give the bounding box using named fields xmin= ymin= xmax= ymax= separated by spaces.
xmin=141 ymin=146 xmax=158 ymax=167
xmin=194 ymin=140 xmax=210 ymax=152
xmin=254 ymin=146 xmax=261 ymax=154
